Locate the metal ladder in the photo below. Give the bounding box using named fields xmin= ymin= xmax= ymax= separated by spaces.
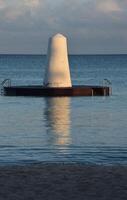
xmin=1 ymin=79 xmax=11 ymax=95
xmin=102 ymin=79 xmax=112 ymax=95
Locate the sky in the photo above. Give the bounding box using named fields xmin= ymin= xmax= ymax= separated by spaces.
xmin=0 ymin=0 xmax=127 ymax=54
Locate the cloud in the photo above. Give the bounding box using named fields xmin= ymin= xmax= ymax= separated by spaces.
xmin=96 ymin=0 xmax=121 ymax=13
xmin=0 ymin=0 xmax=5 ymax=9
xmin=5 ymin=8 xmax=27 ymax=21
xmin=0 ymin=0 xmax=127 ymax=54
xmin=0 ymin=0 xmax=41 ymax=21
xmin=24 ymin=0 xmax=40 ymax=8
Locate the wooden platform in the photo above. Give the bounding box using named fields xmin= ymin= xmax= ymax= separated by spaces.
xmin=3 ymin=85 xmax=111 ymax=97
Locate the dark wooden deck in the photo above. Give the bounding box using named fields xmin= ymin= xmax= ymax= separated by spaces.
xmin=3 ymin=85 xmax=111 ymax=97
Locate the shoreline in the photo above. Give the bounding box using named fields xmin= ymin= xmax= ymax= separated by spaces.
xmin=0 ymin=163 xmax=127 ymax=200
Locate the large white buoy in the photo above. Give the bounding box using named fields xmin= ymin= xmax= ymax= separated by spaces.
xmin=43 ymin=33 xmax=72 ymax=88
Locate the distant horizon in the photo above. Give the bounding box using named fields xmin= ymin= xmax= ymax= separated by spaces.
xmin=0 ymin=53 xmax=127 ymax=56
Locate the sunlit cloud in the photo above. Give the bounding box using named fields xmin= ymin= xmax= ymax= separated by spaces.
xmin=96 ymin=0 xmax=121 ymax=13
xmin=5 ymin=9 xmax=24 ymax=21
xmin=0 ymin=0 xmax=41 ymax=21
xmin=24 ymin=0 xmax=40 ymax=8
xmin=0 ymin=0 xmax=5 ymax=9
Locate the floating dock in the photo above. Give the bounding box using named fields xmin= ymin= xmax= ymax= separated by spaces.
xmin=1 ymin=34 xmax=112 ymax=97
xmin=3 ymin=85 xmax=110 ymax=97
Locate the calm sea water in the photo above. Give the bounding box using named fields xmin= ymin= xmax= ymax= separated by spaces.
xmin=0 ymin=54 xmax=127 ymax=165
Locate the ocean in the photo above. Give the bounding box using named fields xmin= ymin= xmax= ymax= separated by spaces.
xmin=0 ymin=54 xmax=127 ymax=165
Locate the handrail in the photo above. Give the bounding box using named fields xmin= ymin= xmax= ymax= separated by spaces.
xmin=103 ymin=78 xmax=112 ymax=86
xmin=1 ymin=79 xmax=11 ymax=95
xmin=1 ymin=79 xmax=11 ymax=87
xmin=102 ymin=79 xmax=112 ymax=95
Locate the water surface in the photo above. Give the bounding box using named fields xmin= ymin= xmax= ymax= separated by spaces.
xmin=0 ymin=55 xmax=127 ymax=165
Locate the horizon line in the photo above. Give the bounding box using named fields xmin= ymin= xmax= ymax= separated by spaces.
xmin=0 ymin=53 xmax=127 ymax=56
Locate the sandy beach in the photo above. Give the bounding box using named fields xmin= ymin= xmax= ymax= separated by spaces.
xmin=0 ymin=163 xmax=127 ymax=200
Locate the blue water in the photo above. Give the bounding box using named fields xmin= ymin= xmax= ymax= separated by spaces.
xmin=0 ymin=54 xmax=127 ymax=165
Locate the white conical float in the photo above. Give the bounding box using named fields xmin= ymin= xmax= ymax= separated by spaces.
xmin=43 ymin=33 xmax=72 ymax=88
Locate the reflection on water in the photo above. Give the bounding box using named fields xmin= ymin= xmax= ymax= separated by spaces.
xmin=44 ymin=97 xmax=71 ymax=147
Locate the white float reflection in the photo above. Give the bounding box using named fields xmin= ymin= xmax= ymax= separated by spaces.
xmin=44 ymin=97 xmax=71 ymax=147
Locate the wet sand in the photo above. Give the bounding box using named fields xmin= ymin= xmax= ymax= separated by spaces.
xmin=0 ymin=163 xmax=127 ymax=200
